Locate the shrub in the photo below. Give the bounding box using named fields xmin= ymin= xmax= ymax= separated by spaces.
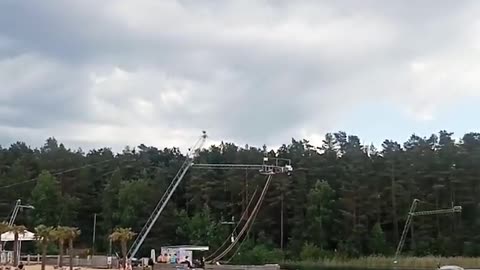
xmin=300 ymin=242 xmax=322 ymax=261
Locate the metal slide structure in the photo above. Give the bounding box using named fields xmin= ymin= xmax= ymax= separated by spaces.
xmin=127 ymin=131 xmax=208 ymax=258
xmin=127 ymin=131 xmax=294 ymax=259
xmin=394 ymin=199 xmax=462 ymax=262
xmin=192 ymin=158 xmax=293 ymax=176
xmin=205 ymin=188 xmax=259 ymax=261
xmin=210 ymin=174 xmax=274 ymax=263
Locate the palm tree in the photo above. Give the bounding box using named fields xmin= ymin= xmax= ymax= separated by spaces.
xmin=52 ymin=226 xmax=70 ymax=267
xmin=10 ymin=225 xmax=26 ymax=266
xmin=34 ymin=225 xmax=54 ymax=270
xmin=109 ymin=228 xmax=136 ymax=268
xmin=0 ymin=222 xmax=10 ymax=252
xmin=0 ymin=222 xmax=10 ymax=265
xmin=65 ymin=227 xmax=81 ymax=270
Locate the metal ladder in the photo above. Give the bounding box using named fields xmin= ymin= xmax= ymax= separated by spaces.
xmin=394 ymin=199 xmax=419 ymax=260
xmin=394 ymin=199 xmax=462 ymax=262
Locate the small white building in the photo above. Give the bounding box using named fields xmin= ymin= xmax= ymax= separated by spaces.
xmin=160 ymin=245 xmax=209 ymax=264
xmin=0 ymin=230 xmax=35 ymax=264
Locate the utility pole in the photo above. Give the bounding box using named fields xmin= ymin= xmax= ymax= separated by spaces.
xmin=280 ymin=192 xmax=284 ymax=250
xmin=92 ymin=213 xmax=97 ymax=255
xmin=109 ymin=237 xmax=113 ymax=256
xmin=245 ymin=169 xmax=248 ymax=218
xmin=391 ymin=162 xmax=399 ymax=244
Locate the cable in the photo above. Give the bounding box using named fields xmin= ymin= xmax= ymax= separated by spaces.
xmin=205 ymin=187 xmax=259 ymax=261
xmin=224 ymin=185 xmax=267 ymax=263
xmin=223 ymin=178 xmax=278 ymax=263
xmin=211 ymin=175 xmax=272 ymax=263
xmin=3 ymin=201 xmax=17 ymax=223
xmin=210 ymin=174 xmax=273 ymax=263
xmin=0 ymin=158 xmax=127 ymax=190
xmin=224 ymin=195 xmax=264 ymax=263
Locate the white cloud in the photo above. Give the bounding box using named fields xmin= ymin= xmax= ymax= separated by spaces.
xmin=1 ymin=0 xmax=480 ymax=150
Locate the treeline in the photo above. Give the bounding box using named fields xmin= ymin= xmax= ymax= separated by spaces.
xmin=0 ymin=131 xmax=480 ymax=262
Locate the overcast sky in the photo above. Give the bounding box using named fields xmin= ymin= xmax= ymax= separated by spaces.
xmin=1 ymin=0 xmax=480 ymax=152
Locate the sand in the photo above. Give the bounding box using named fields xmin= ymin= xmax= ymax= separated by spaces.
xmin=22 ymin=265 xmax=107 ymax=270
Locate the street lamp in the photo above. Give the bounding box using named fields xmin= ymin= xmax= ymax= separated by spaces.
xmin=2 ymin=200 xmax=35 ymax=258
xmin=19 ymin=204 xmax=34 ymax=210
xmin=7 ymin=199 xmax=34 ymax=226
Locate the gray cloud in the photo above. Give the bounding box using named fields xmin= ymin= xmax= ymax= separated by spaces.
xmin=1 ymin=0 xmax=480 ymax=151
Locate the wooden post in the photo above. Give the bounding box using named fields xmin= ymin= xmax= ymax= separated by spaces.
xmin=280 ymin=192 xmax=284 ymax=250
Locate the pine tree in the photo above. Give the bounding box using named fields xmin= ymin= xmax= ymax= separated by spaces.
xmin=369 ymin=222 xmax=388 ymax=255
xmin=30 ymin=171 xmax=62 ymax=226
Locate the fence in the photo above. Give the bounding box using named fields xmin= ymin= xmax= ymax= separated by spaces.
xmin=0 ymin=251 xmax=13 ymax=265
xmin=12 ymin=255 xmax=120 ymax=269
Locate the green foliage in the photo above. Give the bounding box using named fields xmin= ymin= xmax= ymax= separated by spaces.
xmin=110 ymin=227 xmax=136 ymax=263
xmin=284 ymin=256 xmax=480 ymax=269
xmin=0 ymin=222 xmax=9 ymax=234
xmin=52 ymin=226 xmax=71 ymax=244
xmin=109 ymin=227 xmax=136 ymax=243
xmin=369 ymin=223 xmax=388 ymax=255
xmin=299 ymin=242 xmax=322 ymax=261
xmin=1 ymin=131 xmax=479 ymax=262
xmin=337 ymin=239 xmax=361 ymax=258
xmin=305 ymin=180 xmax=336 ymax=249
xmin=34 ymin=225 xmax=55 ymax=242
xmin=30 ymin=171 xmax=62 ymax=226
xmin=175 ymin=208 xmax=226 ymax=247
xmin=117 ymin=179 xmax=152 ymax=226
xmin=463 ymin=241 xmax=478 ymax=257
xmin=232 ymin=240 xmax=284 ymax=265
xmin=65 ymin=226 xmax=81 ymax=242
xmin=101 ymin=169 xmax=122 ymax=233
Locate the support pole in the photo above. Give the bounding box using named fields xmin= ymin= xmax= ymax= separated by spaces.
xmin=280 ymin=192 xmax=284 ymax=250
xmin=92 ymin=213 xmax=97 ymax=256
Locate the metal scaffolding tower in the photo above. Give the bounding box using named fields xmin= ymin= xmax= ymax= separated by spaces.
xmin=127 ymin=131 xmax=293 ymax=259
xmin=394 ymin=199 xmax=462 ymax=262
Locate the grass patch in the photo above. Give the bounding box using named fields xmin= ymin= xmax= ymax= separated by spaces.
xmin=282 ymin=256 xmax=480 ymax=270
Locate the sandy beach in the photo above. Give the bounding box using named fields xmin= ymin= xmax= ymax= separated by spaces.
xmin=22 ymin=265 xmax=107 ymax=270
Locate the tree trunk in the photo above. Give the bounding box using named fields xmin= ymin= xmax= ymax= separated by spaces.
xmin=41 ymin=243 xmax=47 ymax=270
xmin=410 ymin=220 xmax=416 ymax=251
xmin=69 ymin=239 xmax=74 ymax=270
xmin=121 ymin=241 xmax=127 ymax=268
xmin=391 ymin=163 xmax=399 ymax=244
xmin=280 ymin=192 xmax=284 ymax=250
xmin=435 ymin=190 xmax=441 ymax=237
xmin=13 ymin=232 xmax=18 ymax=266
xmin=319 ymin=217 xmax=324 ymax=250
xmin=0 ymin=234 xmax=3 ymax=266
xmin=59 ymin=240 xmax=64 ymax=267
xmin=376 ymin=188 xmax=381 ymax=224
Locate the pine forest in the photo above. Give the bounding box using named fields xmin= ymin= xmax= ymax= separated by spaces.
xmin=1 ymin=130 xmax=480 ymax=263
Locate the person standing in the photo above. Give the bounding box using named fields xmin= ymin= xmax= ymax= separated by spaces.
xmin=148 ymin=258 xmax=154 ymax=270
xmin=170 ymin=254 xmax=177 ymax=264
xmin=181 ymin=256 xmax=191 ymax=269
